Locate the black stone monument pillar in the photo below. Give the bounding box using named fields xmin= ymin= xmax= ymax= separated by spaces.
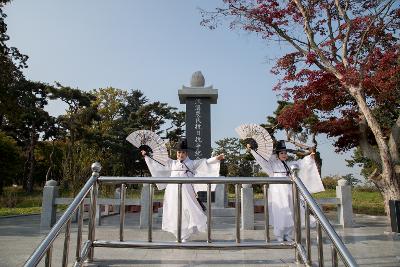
xmin=178 ymin=71 xmax=218 ymax=160
xmin=178 ymin=71 xmax=218 ymax=202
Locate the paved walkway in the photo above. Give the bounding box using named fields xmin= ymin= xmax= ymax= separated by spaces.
xmin=0 ymin=212 xmax=399 ymax=266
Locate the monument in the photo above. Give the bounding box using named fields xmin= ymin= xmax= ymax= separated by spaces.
xmin=178 ymin=71 xmax=218 ymax=202
xmin=178 ymin=71 xmax=218 ymax=160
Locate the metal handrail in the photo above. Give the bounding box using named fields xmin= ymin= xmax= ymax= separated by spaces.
xmin=98 ymin=176 xmax=292 ymax=184
xmin=24 ymin=162 xmax=101 ymax=267
xmin=25 ymin=162 xmax=358 ymax=267
xmin=290 ymin=164 xmax=358 ymax=267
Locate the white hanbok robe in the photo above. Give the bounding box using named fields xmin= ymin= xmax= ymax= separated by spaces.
xmin=250 ymin=151 xmax=324 ymax=239
xmin=144 ymin=156 xmax=220 ymax=239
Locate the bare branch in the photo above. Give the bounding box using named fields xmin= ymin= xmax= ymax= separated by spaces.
xmin=286 ymin=137 xmax=312 ymax=150
xmin=290 ymin=36 xmax=309 ymax=46
xmin=293 ymin=0 xmax=340 ymax=76
xmin=271 ymin=24 xmax=331 ymax=72
xmin=355 ymin=0 xmax=396 ymax=61
xmin=367 ymin=168 xmax=383 ymax=186
xmin=312 ymin=132 xmax=317 ymax=147
xmin=326 ymin=1 xmax=339 ymax=62
xmin=270 ymin=25 xmax=307 ymax=54
xmin=334 ymin=0 xmax=351 ymax=67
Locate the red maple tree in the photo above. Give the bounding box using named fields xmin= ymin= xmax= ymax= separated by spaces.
xmin=202 ymin=0 xmax=400 ymax=214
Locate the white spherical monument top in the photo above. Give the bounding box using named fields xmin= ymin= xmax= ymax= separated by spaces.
xmin=178 ymin=71 xmax=218 ymax=104
xmin=190 ymin=71 xmax=205 ymax=87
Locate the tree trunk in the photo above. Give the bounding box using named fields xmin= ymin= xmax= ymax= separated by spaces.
xmin=348 ymin=85 xmax=400 ymax=215
xmin=0 ymin=113 xmax=4 ymax=129
xmin=381 ymin=173 xmax=400 ymax=215
xmin=26 ymin=152 xmax=35 ymax=193
xmin=349 ymin=86 xmax=393 ymax=176
xmin=22 ymin=149 xmax=31 ymax=191
xmin=311 ymin=134 xmax=322 ymax=175
xmin=45 ymin=140 xmax=55 ymax=182
xmin=25 ymin=132 xmax=36 ymax=193
xmin=0 ymin=178 xmax=4 ymax=195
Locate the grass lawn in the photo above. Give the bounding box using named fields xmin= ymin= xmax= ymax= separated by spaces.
xmin=313 ymin=188 xmax=385 ymax=215
xmin=0 ymin=185 xmax=70 ymax=216
xmin=0 ymin=207 xmax=42 ymax=216
xmin=0 ymin=187 xmax=43 ymax=216
xmin=0 ymin=186 xmax=165 ymax=217
xmin=1 ymin=186 xmax=385 ymax=217
xmin=244 ymin=187 xmax=385 ymax=216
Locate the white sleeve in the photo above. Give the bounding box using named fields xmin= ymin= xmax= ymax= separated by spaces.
xmin=250 ymin=150 xmax=274 ymax=176
xmin=297 ymin=155 xmax=325 ymax=193
xmin=206 ymin=156 xmax=219 ymax=164
xmin=192 ymin=157 xmax=220 ymax=192
xmin=144 ymin=156 xmax=172 ymax=190
xmin=190 ymin=157 xmax=219 ymax=171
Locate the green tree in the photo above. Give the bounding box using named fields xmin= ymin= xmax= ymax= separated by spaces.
xmin=34 ymin=140 xmax=64 ymax=185
xmin=165 ymin=111 xmax=185 ymax=156
xmin=87 ymin=87 xmax=128 ymax=176
xmin=2 ymin=81 xmax=56 ymax=192
xmin=48 ymin=84 xmax=98 ymax=194
xmin=342 ymin=173 xmax=361 ymax=188
xmin=0 ymin=131 xmax=22 ymax=194
xmin=213 ymin=137 xmax=253 ymax=177
xmin=0 ymin=1 xmax=28 ymax=128
xmin=1 ymin=4 xmax=61 ymax=192
xmin=116 ymin=90 xmax=185 ymax=177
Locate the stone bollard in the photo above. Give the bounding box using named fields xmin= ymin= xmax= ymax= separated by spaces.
xmin=337 ymin=179 xmax=353 ymax=227
xmin=241 ymin=184 xmax=254 ymax=230
xmin=139 ymin=184 xmax=150 ymax=229
xmin=40 ymin=180 xmax=59 ymax=230
xmin=215 ymin=183 xmax=228 ymax=208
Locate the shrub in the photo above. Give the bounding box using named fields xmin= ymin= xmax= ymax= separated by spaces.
xmin=342 ymin=173 xmax=361 ymax=187
xmin=354 ymin=184 xmax=379 ymax=192
xmin=322 ymin=176 xmax=339 ymax=189
xmin=0 ymin=132 xmax=23 ymax=193
xmin=0 ymin=192 xmax=18 ymax=208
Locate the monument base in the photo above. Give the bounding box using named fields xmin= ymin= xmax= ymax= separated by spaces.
xmin=197 ymin=191 xmax=215 ymax=203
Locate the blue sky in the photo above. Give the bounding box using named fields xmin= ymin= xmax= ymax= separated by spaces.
xmin=4 ymin=0 xmax=361 ymax=179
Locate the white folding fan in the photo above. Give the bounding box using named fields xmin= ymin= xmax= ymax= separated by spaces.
xmin=126 ymin=130 xmax=169 ymax=166
xmin=235 ymin=124 xmax=274 ymax=161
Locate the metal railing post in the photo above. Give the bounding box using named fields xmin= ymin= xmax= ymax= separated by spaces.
xmin=290 ymin=164 xmax=358 ymax=267
xmin=24 ymin=162 xmax=101 ymax=267
xmin=44 ymin=246 xmax=52 ymax=267
xmin=88 ymin=181 xmax=98 ymax=261
xmin=62 ymin=218 xmax=72 ymax=267
xmin=26 ymin=173 xmax=359 ymax=267
xmin=305 ymin=202 xmax=311 ymax=265
xmin=148 ymin=184 xmax=153 ymax=242
xmin=263 ymin=184 xmax=270 ymax=242
xmin=78 ymin=241 xmax=92 ymax=266
xmin=291 ymin=179 xmax=301 ymax=263
xmin=207 ymin=183 xmax=212 ymax=243
xmin=317 ymin=221 xmax=324 ymax=267
xmin=120 ymin=183 xmax=126 ymax=242
xmin=331 ymin=245 xmax=338 ymax=267
xmin=76 ymin=202 xmax=84 ymax=262
xmin=235 ymin=184 xmax=241 ymax=243
xmin=177 ymin=183 xmax=182 ymax=242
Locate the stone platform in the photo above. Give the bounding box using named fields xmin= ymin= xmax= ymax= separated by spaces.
xmin=0 ymin=212 xmax=399 ymax=266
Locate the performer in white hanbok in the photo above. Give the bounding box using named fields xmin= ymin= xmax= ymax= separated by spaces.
xmin=142 ymin=139 xmax=224 ymax=242
xmin=247 ymin=140 xmax=324 ymax=242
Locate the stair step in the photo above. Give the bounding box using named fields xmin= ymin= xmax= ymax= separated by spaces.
xmin=156 ymin=207 xmax=236 ymax=218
